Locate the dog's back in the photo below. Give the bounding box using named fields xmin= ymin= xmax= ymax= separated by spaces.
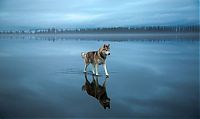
xmin=81 ymin=51 xmax=98 ymax=64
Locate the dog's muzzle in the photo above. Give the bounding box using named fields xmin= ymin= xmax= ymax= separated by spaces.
xmin=105 ymin=51 xmax=110 ymax=55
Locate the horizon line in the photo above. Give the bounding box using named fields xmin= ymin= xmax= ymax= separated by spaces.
xmin=0 ymin=24 xmax=199 ymax=31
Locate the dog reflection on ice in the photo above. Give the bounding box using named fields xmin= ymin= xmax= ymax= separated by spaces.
xmin=82 ymin=73 xmax=110 ymax=109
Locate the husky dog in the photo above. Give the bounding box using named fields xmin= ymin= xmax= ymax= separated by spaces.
xmin=81 ymin=44 xmax=110 ymax=76
xmin=82 ymin=73 xmax=110 ymax=109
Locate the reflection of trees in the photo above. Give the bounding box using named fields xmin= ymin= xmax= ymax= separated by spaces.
xmin=0 ymin=33 xmax=198 ymax=42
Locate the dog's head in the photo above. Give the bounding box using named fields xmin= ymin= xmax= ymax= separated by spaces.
xmin=100 ymin=44 xmax=110 ymax=56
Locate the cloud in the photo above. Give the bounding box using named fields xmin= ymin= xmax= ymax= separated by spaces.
xmin=0 ymin=0 xmax=199 ymax=29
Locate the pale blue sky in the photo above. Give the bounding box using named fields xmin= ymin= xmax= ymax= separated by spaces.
xmin=0 ymin=0 xmax=199 ymax=30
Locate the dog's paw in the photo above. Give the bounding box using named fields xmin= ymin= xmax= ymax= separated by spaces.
xmin=106 ymin=74 xmax=109 ymax=78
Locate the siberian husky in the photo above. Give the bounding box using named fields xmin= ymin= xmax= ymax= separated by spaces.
xmin=81 ymin=44 xmax=110 ymax=76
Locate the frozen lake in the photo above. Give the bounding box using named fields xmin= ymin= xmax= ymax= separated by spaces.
xmin=0 ymin=34 xmax=199 ymax=118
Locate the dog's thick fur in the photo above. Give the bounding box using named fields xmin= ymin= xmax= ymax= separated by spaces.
xmin=82 ymin=73 xmax=110 ymax=109
xmin=81 ymin=44 xmax=110 ymax=76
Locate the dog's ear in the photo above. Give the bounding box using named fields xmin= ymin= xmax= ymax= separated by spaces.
xmin=104 ymin=44 xmax=110 ymax=48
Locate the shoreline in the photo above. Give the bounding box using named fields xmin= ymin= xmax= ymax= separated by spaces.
xmin=0 ymin=32 xmax=199 ymax=36
xmin=0 ymin=32 xmax=199 ymax=41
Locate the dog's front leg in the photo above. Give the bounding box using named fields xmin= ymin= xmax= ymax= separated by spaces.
xmin=103 ymin=63 xmax=109 ymax=76
xmin=95 ymin=64 xmax=99 ymax=76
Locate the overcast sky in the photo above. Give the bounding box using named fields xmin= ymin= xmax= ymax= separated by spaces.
xmin=0 ymin=0 xmax=199 ymax=30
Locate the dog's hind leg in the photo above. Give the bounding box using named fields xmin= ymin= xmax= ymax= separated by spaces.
xmin=95 ymin=64 xmax=99 ymax=76
xmin=92 ymin=64 xmax=95 ymax=75
xmin=84 ymin=63 xmax=89 ymax=73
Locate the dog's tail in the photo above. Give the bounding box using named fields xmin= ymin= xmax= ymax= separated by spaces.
xmin=81 ymin=52 xmax=86 ymax=59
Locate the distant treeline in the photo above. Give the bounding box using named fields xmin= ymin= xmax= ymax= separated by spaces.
xmin=0 ymin=25 xmax=199 ymax=34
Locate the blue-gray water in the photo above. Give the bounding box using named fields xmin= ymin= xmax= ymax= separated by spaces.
xmin=0 ymin=34 xmax=199 ymax=118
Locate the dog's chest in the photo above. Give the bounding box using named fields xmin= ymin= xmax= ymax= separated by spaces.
xmin=97 ymin=59 xmax=104 ymax=65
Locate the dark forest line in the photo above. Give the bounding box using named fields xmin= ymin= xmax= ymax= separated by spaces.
xmin=0 ymin=25 xmax=199 ymax=34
